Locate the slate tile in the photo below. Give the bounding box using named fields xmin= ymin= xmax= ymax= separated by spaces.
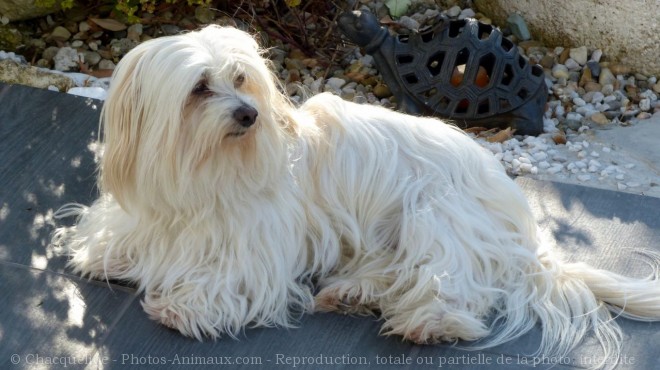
xmin=0 ymin=83 xmax=102 ymax=274
xmin=517 ymin=178 xmax=660 ymax=276
xmin=0 ymin=262 xmax=135 ymax=370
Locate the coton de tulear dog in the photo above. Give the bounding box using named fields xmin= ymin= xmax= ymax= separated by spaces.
xmin=53 ymin=25 xmax=660 ymax=368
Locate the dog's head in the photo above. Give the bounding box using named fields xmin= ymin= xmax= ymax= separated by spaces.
xmin=100 ymin=26 xmax=294 ymax=211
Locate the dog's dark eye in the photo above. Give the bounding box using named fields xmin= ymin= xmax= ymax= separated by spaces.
xmin=192 ymin=81 xmax=210 ymax=95
xmin=234 ymin=74 xmax=245 ymax=88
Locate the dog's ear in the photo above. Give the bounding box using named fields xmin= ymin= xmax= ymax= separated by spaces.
xmin=99 ymin=49 xmax=145 ymax=210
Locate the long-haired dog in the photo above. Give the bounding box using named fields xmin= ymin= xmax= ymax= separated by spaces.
xmin=53 ymin=25 xmax=660 ymax=367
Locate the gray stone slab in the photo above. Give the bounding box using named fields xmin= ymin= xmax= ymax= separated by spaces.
xmin=0 ymin=262 xmax=136 ymax=370
xmin=0 ymin=83 xmax=101 ymax=274
xmin=92 ymin=302 xmax=555 ymax=370
xmin=517 ymin=177 xmax=660 ymax=370
xmin=517 ymin=177 xmax=660 ymax=275
xmin=592 ymin=116 xmax=660 ymax=177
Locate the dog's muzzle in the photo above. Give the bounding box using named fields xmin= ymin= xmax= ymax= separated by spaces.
xmin=233 ymin=105 xmax=258 ymax=128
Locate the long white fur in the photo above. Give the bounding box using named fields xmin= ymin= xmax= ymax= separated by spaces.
xmin=52 ymin=25 xmax=660 ymax=368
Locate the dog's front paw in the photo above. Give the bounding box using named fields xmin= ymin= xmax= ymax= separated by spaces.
xmin=314 ymin=285 xmax=378 ymax=316
xmin=384 ymin=310 xmax=490 ymax=344
xmin=142 ymin=292 xmax=219 ymax=340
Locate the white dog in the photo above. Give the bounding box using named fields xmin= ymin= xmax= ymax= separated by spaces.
xmin=53 ymin=25 xmax=660 ymax=367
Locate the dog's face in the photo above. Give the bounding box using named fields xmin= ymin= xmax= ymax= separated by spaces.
xmin=100 ymin=26 xmax=292 ymax=211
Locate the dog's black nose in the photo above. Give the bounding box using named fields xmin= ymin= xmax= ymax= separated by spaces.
xmin=233 ymin=105 xmax=258 ymax=127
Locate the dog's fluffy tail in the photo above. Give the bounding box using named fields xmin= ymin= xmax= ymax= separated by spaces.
xmin=480 ymin=251 xmax=660 ymax=369
xmin=561 ymin=256 xmax=660 ymax=321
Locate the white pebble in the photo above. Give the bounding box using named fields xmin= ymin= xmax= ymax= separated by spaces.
xmin=326 ymin=77 xmax=346 ymax=90
xmin=590 ymin=151 xmax=600 ymax=157
xmin=533 ymin=152 xmax=548 ymax=161
xmin=626 ymin=182 xmax=641 ymax=188
xmin=615 ymin=174 xmax=625 ymax=180
xmin=553 ymin=155 xmax=568 ymax=163
xmin=602 ymin=147 xmax=611 ymax=153
xmin=566 ymin=112 xmax=583 ymax=121
xmin=547 ymin=165 xmax=563 ymax=174
xmin=577 ymin=174 xmax=591 ymax=182
xmin=398 ymin=16 xmax=420 ymax=30
xmin=617 ymin=183 xmax=627 ymax=191
xmin=552 ymin=64 xmax=570 ymax=79
xmin=640 ymin=89 xmax=658 ymax=101
xmin=570 ymin=46 xmax=588 ymax=65
xmin=53 ymin=47 xmax=79 ymax=71
xmin=565 ymin=58 xmax=580 ymax=70
xmin=605 ymin=165 xmax=621 ymax=173
xmin=555 ymin=105 xmax=565 ymax=117
xmin=79 ymin=21 xmax=90 ymax=32
xmin=568 ymin=143 xmax=582 ymax=152
xmin=459 ymin=8 xmax=476 ymax=19
xmin=624 ymin=163 xmax=636 ymax=169
xmin=573 ymin=97 xmax=587 ymax=106
xmin=520 ymin=163 xmax=534 ymax=173
xmin=576 ymin=105 xmax=596 ymax=115
xmin=590 ymin=92 xmax=605 ymax=104
xmin=489 ymin=143 xmax=504 ymax=154
xmin=603 ymin=95 xmax=617 ymax=103
xmin=305 ymin=79 xmax=320 ymax=94
xmin=359 ymin=55 xmax=374 ymax=67
xmin=595 ymin=103 xmax=609 ymax=112
xmin=543 ymin=118 xmax=559 ymax=132
xmin=446 ymin=5 xmax=461 ymax=17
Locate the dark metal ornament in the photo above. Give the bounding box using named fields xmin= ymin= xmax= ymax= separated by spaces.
xmin=338 ymin=10 xmax=547 ymax=136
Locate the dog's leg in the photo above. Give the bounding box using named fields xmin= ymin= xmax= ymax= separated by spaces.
xmin=141 ymin=290 xmax=219 ymax=340
xmin=378 ymin=272 xmax=491 ymax=344
xmin=141 ymin=286 xmax=243 ymax=341
xmin=142 ymin=291 xmax=186 ymax=330
xmin=314 ymin=277 xmax=389 ymax=316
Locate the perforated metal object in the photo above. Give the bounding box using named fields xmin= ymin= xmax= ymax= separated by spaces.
xmin=338 ymin=10 xmax=547 ymax=136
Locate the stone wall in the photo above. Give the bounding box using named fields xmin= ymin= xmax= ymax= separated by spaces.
xmin=473 ymin=0 xmax=660 ymax=76
xmin=0 ymin=0 xmax=60 ymax=22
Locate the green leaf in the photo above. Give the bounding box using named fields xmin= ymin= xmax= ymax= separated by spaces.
xmin=385 ymin=0 xmax=411 ymax=18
